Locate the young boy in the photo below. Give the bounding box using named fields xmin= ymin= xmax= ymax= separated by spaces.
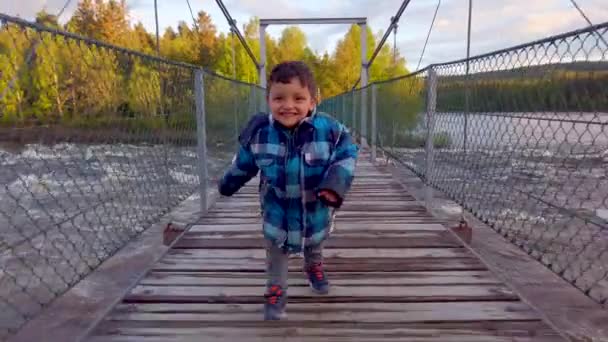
xmin=218 ymin=61 xmax=358 ymax=320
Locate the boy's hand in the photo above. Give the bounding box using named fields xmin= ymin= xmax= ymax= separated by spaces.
xmin=319 ymin=190 xmax=339 ymax=206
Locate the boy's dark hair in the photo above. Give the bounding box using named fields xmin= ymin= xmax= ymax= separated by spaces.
xmin=268 ymin=61 xmax=317 ymax=100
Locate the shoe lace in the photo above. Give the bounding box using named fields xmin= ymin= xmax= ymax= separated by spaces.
xmin=309 ymin=262 xmax=325 ymax=281
xmin=265 ymin=285 xmax=283 ymax=305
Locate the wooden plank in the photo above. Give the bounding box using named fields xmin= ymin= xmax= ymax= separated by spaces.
xmin=218 ymin=198 xmax=419 ymax=204
xmin=181 ymin=231 xmax=456 ymax=241
xmin=173 ymin=236 xmax=461 ymax=249
xmin=88 ymin=321 xmax=562 ymax=342
xmin=152 ymin=257 xmax=486 ymax=272
xmin=106 ymin=302 xmax=534 ymax=321
xmin=224 ymin=185 xmax=410 ymax=191
xmin=165 ymin=247 xmax=469 ymax=259
xmin=202 ymin=211 xmax=433 ymax=219
xmin=343 ymin=194 xmax=416 ymax=199
xmin=88 ymin=334 xmax=559 ymax=342
xmin=223 ymin=183 xmax=417 ymax=189
xmin=210 ymin=203 xmax=427 ymax=212
xmin=124 ymin=284 xmax=518 ymax=303
xmin=138 ymin=271 xmax=502 ymax=286
xmin=188 ymin=222 xmax=449 ymax=232
xmin=233 ymin=186 xmax=405 ymax=193
xmin=81 ymin=151 xmax=566 ymax=342
xmin=179 ymin=233 xmax=453 ymax=241
xmin=196 ymin=217 xmax=444 ymax=225
xmin=227 ymin=192 xmax=411 ymax=198
xmin=206 ymin=208 xmax=430 ymax=214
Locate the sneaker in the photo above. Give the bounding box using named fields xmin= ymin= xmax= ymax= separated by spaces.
xmin=264 ymin=284 xmax=287 ymax=320
xmin=305 ymin=262 xmax=330 ymax=294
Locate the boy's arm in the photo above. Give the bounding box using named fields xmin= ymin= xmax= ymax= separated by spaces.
xmin=318 ymin=125 xmax=359 ymax=208
xmin=218 ymin=113 xmax=268 ymax=196
xmin=218 ymin=144 xmax=258 ymax=196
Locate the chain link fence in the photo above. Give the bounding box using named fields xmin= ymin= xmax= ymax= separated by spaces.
xmin=321 ymin=22 xmax=608 ymax=306
xmin=0 ymin=13 xmax=263 ymax=340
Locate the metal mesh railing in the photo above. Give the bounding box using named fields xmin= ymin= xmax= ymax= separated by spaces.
xmin=320 ymin=22 xmax=608 ymax=306
xmin=204 ymin=72 xmax=266 ymax=186
xmin=0 ymin=13 xmax=263 ymax=339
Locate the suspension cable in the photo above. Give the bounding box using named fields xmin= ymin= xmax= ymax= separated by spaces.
xmin=569 ymin=0 xmax=608 ymax=47
xmin=214 ymin=0 xmax=260 ymax=68
xmin=461 ymin=0 xmax=473 ymax=222
xmin=185 ymin=0 xmax=200 ymax=31
xmin=393 ymin=17 xmax=397 ymax=63
xmin=153 ymin=0 xmax=161 ymax=56
xmin=351 ymin=0 xmax=413 ymax=90
xmin=415 ymin=0 xmax=441 ymax=71
xmin=0 ymin=0 xmax=74 ymax=104
xmin=56 ymin=0 xmax=73 ymax=19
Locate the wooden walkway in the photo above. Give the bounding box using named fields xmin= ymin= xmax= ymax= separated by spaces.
xmin=85 ymin=156 xmax=563 ymax=341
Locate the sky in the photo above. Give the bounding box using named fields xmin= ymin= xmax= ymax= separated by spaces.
xmin=2 ymin=0 xmax=607 ymax=71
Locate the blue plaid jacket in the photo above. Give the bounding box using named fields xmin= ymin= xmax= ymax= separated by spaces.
xmin=218 ymin=110 xmax=359 ymax=253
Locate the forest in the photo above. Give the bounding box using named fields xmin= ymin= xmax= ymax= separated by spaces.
xmin=1 ymin=0 xmax=605 ymax=145
xmin=0 ymin=0 xmax=408 ymax=129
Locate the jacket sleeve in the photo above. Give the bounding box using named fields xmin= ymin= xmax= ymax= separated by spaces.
xmin=218 ymin=113 xmax=268 ymax=196
xmin=318 ymin=124 xmax=359 ymax=207
xmin=218 ymin=144 xmax=258 ymax=196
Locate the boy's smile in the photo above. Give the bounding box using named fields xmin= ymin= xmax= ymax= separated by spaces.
xmin=267 ymin=77 xmax=316 ymax=129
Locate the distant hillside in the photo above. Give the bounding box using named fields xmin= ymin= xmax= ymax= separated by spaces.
xmin=434 ymin=61 xmax=608 ymax=112
xmin=438 ymin=61 xmax=608 ymax=81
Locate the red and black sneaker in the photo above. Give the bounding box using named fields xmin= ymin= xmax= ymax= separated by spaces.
xmin=305 ymin=262 xmax=330 ymax=294
xmin=264 ymin=284 xmax=287 ymax=320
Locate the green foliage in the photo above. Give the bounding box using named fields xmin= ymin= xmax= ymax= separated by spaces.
xmin=435 ymin=68 xmax=608 ymax=113
xmin=277 ymin=27 xmax=308 ymax=62
xmin=0 ymin=24 xmax=29 ymax=123
xmin=127 ymin=60 xmax=160 ymax=116
xmin=1 ymin=1 xmax=605 ymax=143
xmin=384 ymin=131 xmax=451 ymax=149
xmin=0 ymin=2 xmax=412 ymax=132
xmin=433 ymin=131 xmax=451 ymax=149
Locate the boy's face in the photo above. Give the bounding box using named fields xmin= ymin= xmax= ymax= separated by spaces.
xmin=267 ymin=77 xmax=316 ymax=129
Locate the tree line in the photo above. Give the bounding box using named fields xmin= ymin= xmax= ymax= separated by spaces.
xmin=0 ymin=0 xmax=409 ymax=131
xmin=1 ymin=0 xmax=604 ymax=141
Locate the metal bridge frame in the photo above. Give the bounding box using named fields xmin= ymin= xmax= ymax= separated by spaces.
xmin=258 ymin=17 xmax=369 ymax=145
xmin=258 ymin=17 xmax=368 ymax=90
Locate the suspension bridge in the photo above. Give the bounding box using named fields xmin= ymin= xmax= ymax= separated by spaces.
xmin=1 ymin=0 xmax=608 ymax=341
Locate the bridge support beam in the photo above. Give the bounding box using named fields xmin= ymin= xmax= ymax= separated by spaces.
xmin=359 ymin=22 xmax=369 ymax=148
xmin=259 ymin=23 xmax=267 ymax=88
xmin=194 ymin=69 xmax=209 ymax=213
xmin=425 ymin=67 xmax=437 ymax=210
xmin=258 ymin=17 xmax=368 ymax=91
xmin=370 ymin=83 xmax=377 ymax=162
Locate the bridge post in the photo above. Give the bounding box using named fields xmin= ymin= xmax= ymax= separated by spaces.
xmin=360 ymin=87 xmax=368 ymax=148
xmin=351 ymin=89 xmax=357 ymax=138
xmin=341 ymin=95 xmax=346 ymax=126
xmin=194 ymin=69 xmax=209 ymax=213
xmin=425 ymin=67 xmax=437 ymax=210
xmin=231 ymin=26 xmax=239 ymax=147
xmin=259 ymin=24 xmax=267 ymax=88
xmin=371 ymin=83 xmax=377 ymax=163
xmin=251 ymin=87 xmax=257 ymax=112
xmin=359 ymin=22 xmax=368 ymax=148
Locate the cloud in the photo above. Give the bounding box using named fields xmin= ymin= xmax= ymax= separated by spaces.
xmin=226 ymin=0 xmax=315 ymax=18
xmin=391 ymin=0 xmax=608 ymax=70
xmin=2 ymin=0 xmax=45 ymax=18
xmin=220 ymin=0 xmax=607 ymax=69
xmin=4 ymin=0 xmax=606 ymax=70
xmin=221 ymin=0 xmax=607 ymax=69
xmin=2 ymin=0 xmax=79 ymax=21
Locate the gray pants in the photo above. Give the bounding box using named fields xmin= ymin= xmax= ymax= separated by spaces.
xmin=265 ymin=242 xmax=323 ymax=289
